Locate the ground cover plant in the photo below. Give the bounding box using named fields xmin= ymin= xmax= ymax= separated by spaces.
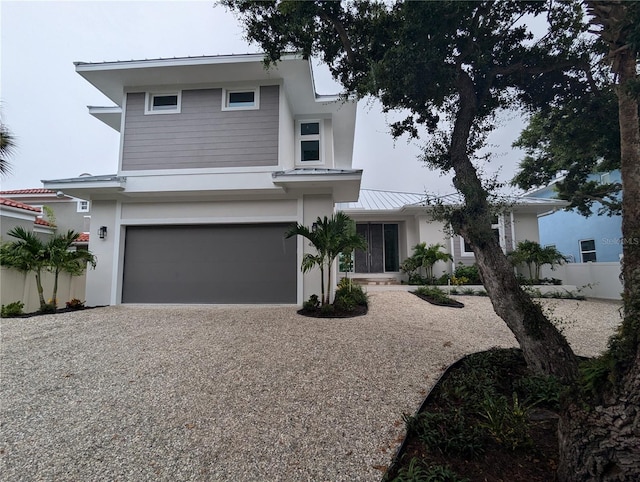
xmin=412 ymin=286 xmax=464 ymax=308
xmin=384 ymin=348 xmax=562 ymax=482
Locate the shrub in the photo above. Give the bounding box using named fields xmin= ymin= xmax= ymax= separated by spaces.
xmin=65 ymin=298 xmax=85 ymax=310
xmin=461 ymin=287 xmax=476 ymax=296
xmin=415 ymin=286 xmax=452 ymax=304
xmin=319 ymin=303 xmax=335 ymax=315
xmin=303 ymin=294 xmax=320 ymax=310
xmin=1 ymin=301 xmax=24 ymax=318
xmin=390 ymin=458 xmax=469 ymax=482
xmin=334 ymin=282 xmax=368 ymax=307
xmin=39 ymin=303 xmax=57 ymax=314
xmin=514 ymin=375 xmax=561 ymax=409
xmin=453 ymin=263 xmax=481 ymax=284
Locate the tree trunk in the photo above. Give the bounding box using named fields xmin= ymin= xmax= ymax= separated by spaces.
xmin=34 ymin=269 xmax=46 ymax=309
xmin=52 ymin=269 xmax=60 ymax=308
xmin=450 ymin=69 xmax=579 ymax=382
xmin=558 ymin=9 xmax=640 ymax=478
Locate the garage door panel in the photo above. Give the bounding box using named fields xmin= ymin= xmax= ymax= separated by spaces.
xmin=122 ymin=224 xmax=296 ymax=303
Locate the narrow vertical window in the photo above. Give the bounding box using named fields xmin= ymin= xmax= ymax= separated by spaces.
xmin=298 ymin=121 xmax=321 ymax=163
xmin=580 ymin=239 xmax=597 ymax=262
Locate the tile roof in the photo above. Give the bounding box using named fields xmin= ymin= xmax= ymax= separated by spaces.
xmin=0 ymin=197 xmax=42 ymax=213
xmin=34 ymin=218 xmax=54 ymax=227
xmin=74 ymin=233 xmax=90 ymax=243
xmin=0 ymin=188 xmax=56 ymax=195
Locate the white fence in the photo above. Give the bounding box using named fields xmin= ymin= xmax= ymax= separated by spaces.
xmin=540 ymin=262 xmax=623 ymax=300
xmin=1 ymin=267 xmax=87 ymax=313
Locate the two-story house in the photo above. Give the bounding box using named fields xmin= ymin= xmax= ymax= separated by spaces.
xmin=43 ymin=53 xmax=361 ymax=305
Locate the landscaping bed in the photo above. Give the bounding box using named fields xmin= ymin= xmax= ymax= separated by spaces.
xmin=411 ymin=287 xmax=465 ymax=308
xmin=384 ymin=348 xmax=561 ymax=482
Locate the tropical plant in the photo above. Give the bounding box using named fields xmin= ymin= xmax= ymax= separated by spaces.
xmin=1 ymin=227 xmax=49 ymax=309
xmin=47 ymin=231 xmax=96 ymax=306
xmin=0 ymin=118 xmax=16 ymax=176
xmin=0 ymin=227 xmax=96 ymax=311
xmin=508 ymin=241 xmax=567 ymax=282
xmin=402 ymin=243 xmax=452 ymax=283
xmin=286 ymin=212 xmax=366 ymax=305
xmin=1 ymin=301 xmax=24 ymax=318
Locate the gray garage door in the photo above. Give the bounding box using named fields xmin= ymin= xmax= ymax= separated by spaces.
xmin=122 ymin=224 xmax=297 ymax=303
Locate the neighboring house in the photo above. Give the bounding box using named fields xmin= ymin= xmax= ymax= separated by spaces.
xmin=0 ymin=197 xmax=55 ymax=240
xmin=42 ymin=53 xmax=361 ymax=305
xmin=338 ymin=189 xmax=567 ymax=282
xmin=0 ymin=188 xmax=92 ymax=240
xmin=525 ymin=170 xmax=623 ymax=263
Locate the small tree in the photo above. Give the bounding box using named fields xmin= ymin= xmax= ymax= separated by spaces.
xmin=47 ymin=231 xmax=97 ymax=306
xmin=508 ymin=240 xmax=567 ymax=282
xmin=1 ymin=227 xmax=49 ymax=309
xmin=412 ymin=243 xmax=453 ymax=281
xmin=286 ymin=212 xmax=366 ymax=305
xmin=1 ymin=227 xmax=96 ymax=311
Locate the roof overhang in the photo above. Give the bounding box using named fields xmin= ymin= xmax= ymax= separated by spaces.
xmin=272 ymin=169 xmax=362 ymax=202
xmin=88 ymin=106 xmax=122 ymax=131
xmin=42 ymin=175 xmax=126 ymax=199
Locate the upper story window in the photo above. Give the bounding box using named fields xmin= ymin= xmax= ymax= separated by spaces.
xmin=600 ymin=172 xmax=611 ymax=184
xmin=222 ymin=88 xmax=260 ymax=111
xmin=297 ymin=121 xmax=322 ymax=164
xmin=580 ymin=239 xmax=597 ymax=262
xmin=77 ymin=200 xmax=90 ymax=213
xmin=145 ymin=92 xmax=181 ymax=115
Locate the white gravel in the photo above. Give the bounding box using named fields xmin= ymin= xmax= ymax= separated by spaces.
xmin=0 ymin=291 xmax=621 ymax=481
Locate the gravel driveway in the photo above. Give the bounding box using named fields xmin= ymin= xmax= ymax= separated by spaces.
xmin=1 ymin=291 xmax=621 ymax=481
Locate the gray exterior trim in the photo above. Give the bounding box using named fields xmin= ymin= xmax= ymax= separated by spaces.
xmin=122 ymin=85 xmax=279 ymax=171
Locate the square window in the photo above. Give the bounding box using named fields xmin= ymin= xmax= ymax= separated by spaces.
xmin=301 ymin=140 xmax=320 ymax=162
xmin=77 ymin=200 xmax=90 ymax=213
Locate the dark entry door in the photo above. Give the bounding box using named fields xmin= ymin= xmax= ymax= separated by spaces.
xmin=355 ymin=223 xmax=384 ymax=273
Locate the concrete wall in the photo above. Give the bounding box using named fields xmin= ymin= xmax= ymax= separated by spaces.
xmin=1 ymin=268 xmax=87 ymax=313
xmin=540 ymin=262 xmax=623 ymax=300
xmin=85 ymin=201 xmax=118 ymax=307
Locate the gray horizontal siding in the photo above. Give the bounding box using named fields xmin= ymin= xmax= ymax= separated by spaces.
xmin=122 ymin=85 xmax=279 ymax=171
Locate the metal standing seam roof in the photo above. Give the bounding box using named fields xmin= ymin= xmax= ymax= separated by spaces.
xmin=337 ymin=189 xmax=426 ymax=211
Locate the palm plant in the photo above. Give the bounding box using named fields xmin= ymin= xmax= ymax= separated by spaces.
xmin=1 ymin=227 xmax=97 ymax=310
xmin=0 ymin=227 xmax=48 ymax=309
xmin=0 ymin=120 xmax=16 ymax=176
xmin=47 ymin=231 xmax=97 ymax=306
xmin=286 ymin=212 xmax=366 ymax=305
xmin=411 ymin=242 xmax=453 ymax=281
xmin=508 ymin=240 xmax=567 ymax=282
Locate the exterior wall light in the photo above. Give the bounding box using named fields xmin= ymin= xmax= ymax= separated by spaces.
xmin=98 ymin=226 xmax=108 ymax=239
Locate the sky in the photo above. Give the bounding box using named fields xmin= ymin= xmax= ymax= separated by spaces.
xmin=1 ymin=0 xmax=529 ymax=196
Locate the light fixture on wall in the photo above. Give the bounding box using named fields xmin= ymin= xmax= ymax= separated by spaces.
xmin=312 ymin=222 xmax=318 ymax=232
xmin=98 ymin=226 xmax=108 ymax=239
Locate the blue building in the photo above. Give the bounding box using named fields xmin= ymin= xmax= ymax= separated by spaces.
xmin=526 ymin=170 xmax=622 ymax=263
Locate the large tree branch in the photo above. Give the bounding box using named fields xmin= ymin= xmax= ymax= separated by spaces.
xmin=317 ymin=8 xmax=355 ymax=65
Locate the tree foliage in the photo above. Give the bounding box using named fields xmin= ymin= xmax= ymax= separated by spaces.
xmin=0 ymin=118 xmax=16 ymax=176
xmin=226 ymin=0 xmax=587 ymax=383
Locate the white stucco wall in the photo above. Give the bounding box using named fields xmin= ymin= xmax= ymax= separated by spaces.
xmin=85 ymin=200 xmax=118 ymax=306
xmin=301 ymin=194 xmax=334 ymax=302
xmin=514 ymin=213 xmax=540 ymax=244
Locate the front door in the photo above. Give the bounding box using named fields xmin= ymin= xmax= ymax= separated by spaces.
xmin=355 ymin=224 xmax=384 ymax=273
